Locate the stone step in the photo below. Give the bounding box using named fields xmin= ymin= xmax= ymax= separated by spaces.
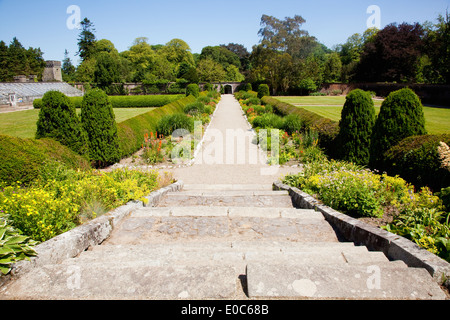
xmin=131 ymin=207 xmax=323 ymax=219
xmin=246 ymin=262 xmax=447 ymax=300
xmin=106 ymin=214 xmax=340 ymax=244
xmin=183 ymin=184 xmax=274 ymax=191
xmin=158 ymin=193 xmax=294 ymax=208
xmin=65 ymin=244 xmax=398 ymax=272
xmin=0 ymin=263 xmax=237 ymax=300
xmin=168 ymin=190 xmax=289 ymax=197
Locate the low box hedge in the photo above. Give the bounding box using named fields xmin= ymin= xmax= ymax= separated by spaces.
xmin=34 ymin=94 xmax=184 ymax=109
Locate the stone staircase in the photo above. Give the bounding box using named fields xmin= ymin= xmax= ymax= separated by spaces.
xmin=0 ymin=184 xmax=446 ymax=300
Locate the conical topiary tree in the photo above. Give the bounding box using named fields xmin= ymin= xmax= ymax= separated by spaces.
xmin=370 ymin=88 xmax=427 ymax=167
xmin=36 ymin=90 xmax=88 ymax=156
xmin=336 ymin=89 xmax=376 ymax=165
xmin=81 ymin=88 xmax=121 ymax=167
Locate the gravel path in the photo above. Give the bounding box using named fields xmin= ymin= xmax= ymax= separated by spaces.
xmin=161 ymin=94 xmax=302 ymax=186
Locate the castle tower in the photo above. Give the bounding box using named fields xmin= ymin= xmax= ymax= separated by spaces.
xmin=42 ymin=60 xmax=62 ymax=82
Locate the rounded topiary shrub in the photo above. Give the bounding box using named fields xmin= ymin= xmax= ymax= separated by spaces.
xmin=36 ymin=90 xmax=88 ymax=156
xmin=336 ymin=89 xmax=376 ymax=166
xmin=370 ymin=88 xmax=427 ymax=167
xmin=257 ymin=84 xmax=270 ymax=99
xmin=81 ymin=88 xmax=121 ymax=168
xmin=156 ymin=113 xmax=195 ymax=137
xmin=186 ymin=84 xmax=200 ymax=98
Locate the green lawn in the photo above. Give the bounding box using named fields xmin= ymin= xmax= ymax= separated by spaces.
xmin=0 ymin=108 xmax=156 ymax=139
xmin=276 ymin=97 xmax=450 ymax=135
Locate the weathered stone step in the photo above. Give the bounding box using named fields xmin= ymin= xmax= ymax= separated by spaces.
xmin=184 ymin=184 xmax=274 ymax=191
xmin=106 ymin=215 xmax=340 ymax=244
xmin=131 ymin=207 xmax=323 ymax=219
xmin=66 ymin=241 xmax=384 ymax=264
xmin=158 ymin=193 xmax=294 ymax=208
xmin=246 ymin=262 xmax=447 ymax=300
xmin=167 ymin=190 xmax=289 ymax=197
xmin=0 ymin=263 xmax=237 ymax=300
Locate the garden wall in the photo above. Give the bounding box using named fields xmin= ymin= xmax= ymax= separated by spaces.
xmin=321 ymin=83 xmax=450 ymax=107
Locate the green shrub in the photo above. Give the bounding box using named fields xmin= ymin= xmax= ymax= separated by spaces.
xmin=252 ymin=113 xmax=284 ymax=129
xmin=186 ymin=84 xmax=200 ymax=98
xmin=336 ymin=89 xmax=376 ymax=166
xmin=244 ymin=97 xmax=261 ymax=106
xmin=298 ymin=78 xmax=317 ymax=95
xmin=261 ymin=96 xmax=339 ymax=154
xmin=117 ymin=96 xmax=196 ymax=157
xmin=203 ymin=83 xmax=213 ymax=92
xmin=370 ymin=88 xmax=427 ymax=167
xmin=81 ymin=89 xmax=121 ymax=168
xmin=0 ymin=216 xmax=37 ymax=275
xmin=382 ymin=134 xmax=450 ymax=191
xmin=282 ymin=114 xmax=304 ymax=135
xmin=156 ymin=113 xmax=195 ymax=137
xmin=244 ymin=83 xmax=252 ymax=91
xmin=0 ymin=135 xmax=91 ymax=186
xmin=35 ymin=91 xmax=88 ymax=156
xmin=184 ymin=101 xmax=205 ymax=116
xmin=257 ymin=84 xmax=270 ymax=99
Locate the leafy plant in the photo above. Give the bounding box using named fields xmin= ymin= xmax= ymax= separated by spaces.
xmin=257 ymin=84 xmax=270 ymax=99
xmin=156 ymin=113 xmax=194 ymax=136
xmin=0 ymin=217 xmax=38 ymax=275
xmin=186 ymin=84 xmax=200 ymax=98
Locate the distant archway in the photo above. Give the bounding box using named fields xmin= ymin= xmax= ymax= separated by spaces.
xmin=224 ymin=84 xmax=233 ymax=94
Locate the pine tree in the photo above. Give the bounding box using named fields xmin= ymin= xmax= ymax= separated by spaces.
xmin=336 ymin=89 xmax=375 ymax=165
xmin=36 ymin=91 xmax=88 ymax=156
xmin=81 ymin=89 xmax=121 ymax=167
xmin=370 ymin=88 xmax=427 ymax=167
xmin=77 ymin=18 xmax=97 ymax=61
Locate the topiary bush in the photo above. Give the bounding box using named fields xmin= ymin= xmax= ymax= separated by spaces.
xmin=336 ymin=89 xmax=376 ymax=166
xmin=186 ymin=84 xmax=200 ymax=98
xmin=81 ymin=89 xmax=121 ymax=168
xmin=370 ymin=88 xmax=427 ymax=167
xmin=257 ymin=84 xmax=270 ymax=99
xmin=35 ymin=91 xmax=88 ymax=156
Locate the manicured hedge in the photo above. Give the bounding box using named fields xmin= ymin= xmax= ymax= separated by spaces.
xmin=117 ymin=95 xmax=196 ymax=157
xmin=382 ymin=134 xmax=450 ymax=192
xmin=0 ymin=135 xmax=91 ymax=186
xmin=261 ymin=96 xmax=339 ymax=154
xmin=34 ymin=94 xmax=183 ymax=109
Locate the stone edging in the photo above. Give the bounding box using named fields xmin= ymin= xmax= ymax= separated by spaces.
xmin=1 ymin=181 xmax=184 ymax=286
xmin=273 ymin=181 xmax=450 ymax=287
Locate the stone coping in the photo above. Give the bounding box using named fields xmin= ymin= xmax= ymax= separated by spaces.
xmin=273 ymin=181 xmax=450 ymax=288
xmin=0 ymin=181 xmax=184 ymax=286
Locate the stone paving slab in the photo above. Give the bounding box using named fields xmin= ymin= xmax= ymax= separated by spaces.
xmin=0 ymin=264 xmax=237 ymax=300
xmin=246 ymin=263 xmax=447 ymax=300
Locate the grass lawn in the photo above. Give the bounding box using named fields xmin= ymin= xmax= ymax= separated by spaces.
xmin=276 ymin=96 xmax=450 ymax=135
xmin=0 ymin=108 xmax=156 ymax=139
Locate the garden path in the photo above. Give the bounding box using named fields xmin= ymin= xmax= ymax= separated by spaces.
xmin=161 ymin=94 xmax=302 ymax=187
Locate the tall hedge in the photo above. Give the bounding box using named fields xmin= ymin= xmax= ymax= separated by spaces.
xmin=35 ymin=91 xmax=88 ymax=156
xmin=81 ymin=89 xmax=121 ymax=168
xmin=370 ymin=88 xmax=427 ymax=167
xmin=336 ymin=89 xmax=376 ymax=165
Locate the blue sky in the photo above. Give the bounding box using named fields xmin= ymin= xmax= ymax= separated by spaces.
xmin=0 ymin=0 xmax=448 ymax=65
